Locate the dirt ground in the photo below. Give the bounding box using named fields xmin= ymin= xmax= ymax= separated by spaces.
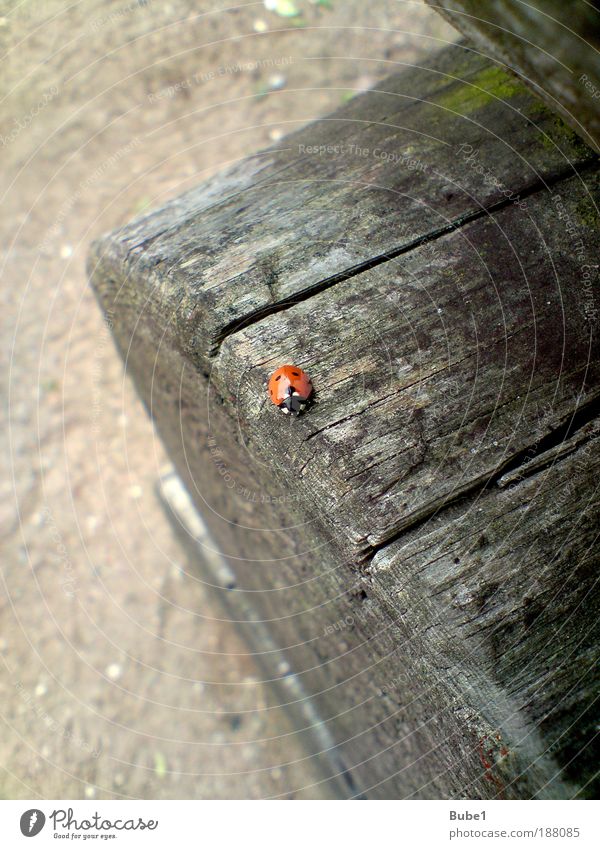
xmin=0 ymin=0 xmax=456 ymax=799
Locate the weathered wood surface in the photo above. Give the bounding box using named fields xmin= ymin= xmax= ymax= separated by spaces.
xmin=426 ymin=0 xmax=600 ymax=153
xmin=216 ymin=172 xmax=600 ymax=553
xmin=370 ymin=429 xmax=600 ymax=798
xmin=97 ymin=44 xmax=595 ymax=368
xmin=89 ymin=43 xmax=600 ymax=798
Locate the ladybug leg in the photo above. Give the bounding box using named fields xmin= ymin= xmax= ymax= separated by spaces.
xmin=282 ymin=386 xmax=295 ymax=413
xmin=278 ymin=386 xmax=308 ymax=415
xmin=290 ymin=396 xmax=305 ymax=414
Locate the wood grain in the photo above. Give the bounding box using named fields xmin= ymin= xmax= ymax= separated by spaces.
xmin=426 ymin=0 xmax=600 ymax=152
xmin=89 ymin=44 xmax=600 ymax=798
xmin=215 ymin=172 xmax=600 ymax=553
xmin=370 ymin=432 xmax=600 ymax=797
xmin=90 ymin=42 xmax=595 ymax=369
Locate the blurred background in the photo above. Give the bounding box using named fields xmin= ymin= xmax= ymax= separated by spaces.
xmin=0 ymin=0 xmax=457 ymax=799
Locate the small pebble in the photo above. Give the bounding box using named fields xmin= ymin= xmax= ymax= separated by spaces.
xmin=105 ymin=663 xmax=122 ymax=681
xmin=60 ymin=244 xmax=73 ymax=259
xmin=128 ymin=484 xmax=143 ymax=500
xmin=84 ymin=785 xmax=96 ymax=798
xmin=268 ymin=73 xmax=286 ymax=91
xmin=253 ymin=18 xmax=268 ymax=32
xmin=35 ymin=682 xmax=47 ymax=697
xmin=268 ymin=128 xmax=284 ymax=142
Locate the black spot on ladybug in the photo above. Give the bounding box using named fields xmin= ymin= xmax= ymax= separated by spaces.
xmin=275 ymin=374 xmax=281 ymax=381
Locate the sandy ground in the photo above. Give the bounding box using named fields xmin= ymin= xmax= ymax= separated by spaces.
xmin=0 ymin=0 xmax=456 ymax=799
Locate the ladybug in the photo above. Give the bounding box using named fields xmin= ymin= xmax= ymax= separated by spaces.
xmin=268 ymin=365 xmax=313 ymax=415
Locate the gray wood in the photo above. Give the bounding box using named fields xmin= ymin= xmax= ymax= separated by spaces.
xmin=370 ymin=431 xmax=600 ymax=798
xmin=215 ymin=172 xmax=600 ymax=554
xmin=92 ymin=42 xmax=594 ymax=369
xmin=89 ymin=44 xmax=600 ymax=798
xmin=426 ymin=0 xmax=600 ymax=152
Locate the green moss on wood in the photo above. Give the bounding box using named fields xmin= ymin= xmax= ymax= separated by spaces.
xmin=576 ymin=197 xmax=600 ymax=231
xmin=532 ymin=104 xmax=592 ymax=157
xmin=436 ymin=65 xmax=528 ymax=115
xmin=437 ymin=66 xmax=593 ymax=158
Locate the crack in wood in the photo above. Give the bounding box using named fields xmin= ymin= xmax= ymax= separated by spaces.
xmin=361 ymin=395 xmax=600 ymax=564
xmin=211 ymin=158 xmax=598 ymax=355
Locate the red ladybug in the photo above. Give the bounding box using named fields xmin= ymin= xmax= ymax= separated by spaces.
xmin=268 ymin=365 xmax=313 ymax=415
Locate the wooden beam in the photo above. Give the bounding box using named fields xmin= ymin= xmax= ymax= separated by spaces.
xmin=89 ymin=44 xmax=600 ymax=798
xmin=426 ymin=0 xmax=600 ymax=152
